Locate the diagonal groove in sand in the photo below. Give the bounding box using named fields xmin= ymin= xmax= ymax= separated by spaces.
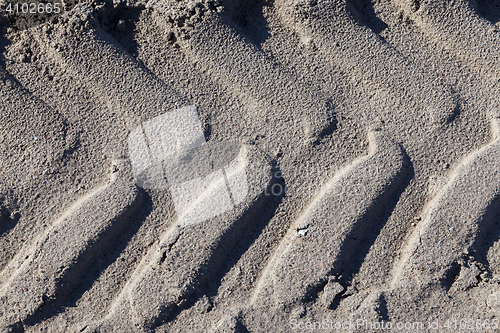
xmin=0 ymin=69 xmax=83 ymax=281
xmin=27 ymin=7 xmax=185 ymax=131
xmin=0 ymin=180 xmax=108 ymax=287
xmin=0 ymin=71 xmax=72 ymax=170
xmin=165 ymin=11 xmax=337 ymax=140
xmin=82 ymin=145 xmax=274 ymax=332
xmin=390 ymin=115 xmax=500 ymax=290
xmin=250 ymin=130 xmax=408 ymax=310
xmin=0 ymin=160 xmax=141 ymax=330
xmin=274 ymin=0 xmax=457 ymax=125
xmin=4 ymin=1 xmax=500 ymax=329
xmin=395 ymin=0 xmax=500 ymax=80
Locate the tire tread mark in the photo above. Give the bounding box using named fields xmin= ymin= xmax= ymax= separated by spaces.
xmin=275 ymin=0 xmax=457 ymax=124
xmin=396 ymin=0 xmax=500 ymax=80
xmin=172 ymin=11 xmax=336 ymax=140
xmin=250 ymin=130 xmax=407 ymax=309
xmin=390 ymin=114 xmax=500 ymax=290
xmin=0 ymin=160 xmax=141 ymax=331
xmin=27 ymin=6 xmax=186 ymax=132
xmin=83 ymin=146 xmax=274 ymax=332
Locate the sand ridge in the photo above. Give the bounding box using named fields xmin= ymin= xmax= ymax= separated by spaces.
xmin=1 ymin=0 xmax=500 ymax=331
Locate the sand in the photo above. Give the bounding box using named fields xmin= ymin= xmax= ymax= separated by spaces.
xmin=1 ymin=0 xmax=500 ymax=331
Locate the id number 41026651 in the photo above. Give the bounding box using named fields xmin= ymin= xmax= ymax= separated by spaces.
xmin=5 ymin=2 xmax=61 ymax=14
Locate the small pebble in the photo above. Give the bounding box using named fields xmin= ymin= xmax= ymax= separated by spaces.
xmin=166 ymin=31 xmax=175 ymax=42
xmin=321 ymin=280 xmax=344 ymax=308
xmin=117 ymin=19 xmax=126 ymax=31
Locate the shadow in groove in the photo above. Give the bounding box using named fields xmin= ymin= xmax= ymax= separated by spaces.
xmin=151 ymin=162 xmax=285 ymax=329
xmin=222 ymin=0 xmax=273 ymax=49
xmin=476 ymin=0 xmax=500 ymax=24
xmin=235 ymin=320 xmax=250 ymax=333
xmin=0 ymin=204 xmax=20 ymax=237
xmin=0 ymin=14 xmax=8 ymax=72
xmin=100 ymin=5 xmax=144 ymax=59
xmin=378 ymin=293 xmax=390 ymax=321
xmin=23 ymin=189 xmax=152 ymax=328
xmin=470 ymin=195 xmax=500 ymax=275
xmin=305 ymin=145 xmax=413 ymax=310
xmin=348 ymin=0 xmax=388 ymax=34
xmin=440 ymin=261 xmax=461 ymax=290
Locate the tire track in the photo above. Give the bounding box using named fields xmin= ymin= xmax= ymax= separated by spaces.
xmin=156 ymin=9 xmax=337 ymax=141
xmin=2 ymin=0 xmax=499 ymax=330
xmin=0 ymin=160 xmax=141 ymax=331
xmin=390 ymin=114 xmax=500 ymax=291
xmin=274 ymin=0 xmax=458 ymax=125
xmin=82 ymin=145 xmax=274 ymax=332
xmin=250 ymin=130 xmax=408 ymax=311
xmin=395 ymin=0 xmax=500 ymax=80
xmin=0 ymin=68 xmax=71 ymax=178
xmin=0 ymin=66 xmax=79 ymax=276
xmin=28 ymin=4 xmax=186 ymax=132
